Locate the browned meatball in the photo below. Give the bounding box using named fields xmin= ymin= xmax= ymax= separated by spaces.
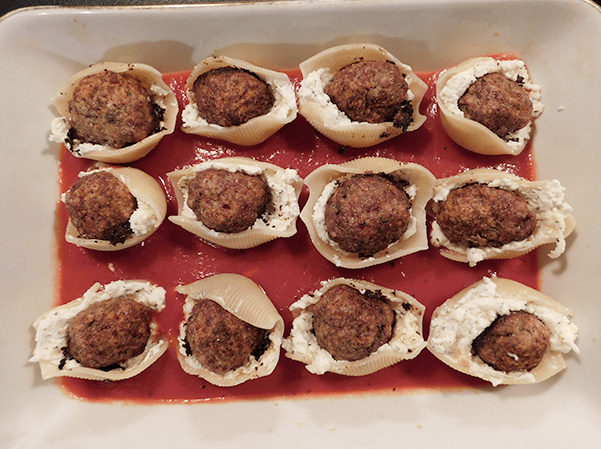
xmin=458 ymin=72 xmax=533 ymax=138
xmin=186 ymin=168 xmax=270 ymax=234
xmin=192 ymin=67 xmax=275 ymax=127
xmin=435 ymin=183 xmax=537 ymax=248
xmin=64 ymin=171 xmax=137 ymax=245
xmin=312 ymin=284 xmax=395 ymax=362
xmin=69 ymin=70 xmax=160 ymax=148
xmin=324 ymin=173 xmax=411 ymax=257
xmin=325 ymin=60 xmax=413 ymax=130
xmin=185 ymin=299 xmax=269 ymax=374
xmin=472 ymin=311 xmax=550 ymax=372
xmin=66 ymin=296 xmax=152 ymax=370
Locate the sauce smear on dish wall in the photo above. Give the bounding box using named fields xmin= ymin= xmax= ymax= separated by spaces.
xmin=54 ymin=63 xmax=539 ymax=403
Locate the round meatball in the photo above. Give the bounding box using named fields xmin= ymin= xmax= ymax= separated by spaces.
xmin=67 ymin=296 xmax=152 ymax=369
xmin=69 ymin=70 xmax=160 ymax=148
xmin=192 ymin=67 xmax=275 ymax=127
xmin=472 ymin=311 xmax=551 ymax=372
xmin=185 ymin=299 xmax=269 ymax=374
xmin=325 ymin=60 xmax=413 ymax=130
xmin=324 ymin=173 xmax=411 ymax=256
xmin=458 ymin=72 xmax=533 ymax=138
xmin=64 ymin=170 xmax=137 ymax=245
xmin=312 ymin=284 xmax=395 ymax=362
xmin=186 ymin=168 xmax=270 ymax=234
xmin=435 ymin=183 xmax=537 ymax=248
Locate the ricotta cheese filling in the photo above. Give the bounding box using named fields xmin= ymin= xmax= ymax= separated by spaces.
xmin=30 ymin=281 xmax=166 ymax=371
xmin=312 ymin=175 xmax=418 ymax=260
xmin=438 ymin=58 xmax=543 ymax=153
xmin=298 ymin=67 xmax=416 ymax=127
xmin=177 ymin=160 xmax=302 ymax=234
xmin=428 ymin=277 xmax=579 ymax=386
xmin=431 ymin=177 xmax=572 ymax=266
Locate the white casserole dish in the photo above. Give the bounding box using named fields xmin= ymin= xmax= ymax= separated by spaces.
xmin=1 ymin=1 xmax=600 ymax=448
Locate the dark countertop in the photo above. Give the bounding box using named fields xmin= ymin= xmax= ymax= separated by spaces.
xmin=0 ymin=0 xmax=252 ymax=18
xmin=2 ymin=0 xmax=600 ymax=19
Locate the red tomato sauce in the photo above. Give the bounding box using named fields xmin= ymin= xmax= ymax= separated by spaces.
xmin=54 ymin=63 xmax=539 ymax=403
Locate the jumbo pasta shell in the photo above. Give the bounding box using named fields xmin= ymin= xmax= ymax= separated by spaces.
xmin=175 ymin=273 xmax=285 ymax=387
xmin=300 ymin=157 xmax=435 ymax=269
xmin=51 ymin=62 xmax=178 ymax=163
xmin=297 ymin=43 xmax=427 ymax=148
xmin=429 ymin=168 xmax=575 ymax=266
xmin=181 ymin=55 xmax=297 ymax=145
xmin=167 ymin=157 xmax=303 ymax=249
xmin=30 ymin=280 xmax=167 ymax=381
xmin=64 ymin=164 xmax=167 ymax=251
xmin=436 ymin=57 xmax=543 ymax=155
xmin=282 ymin=278 xmax=427 ymax=376
xmin=427 ymin=277 xmax=579 ymax=386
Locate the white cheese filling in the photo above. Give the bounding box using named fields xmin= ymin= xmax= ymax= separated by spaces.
xmin=129 ymin=200 xmax=159 ymax=236
xmin=177 ymin=160 xmax=302 ymax=234
xmin=438 ymin=58 xmax=543 ymax=152
xmin=428 ymin=277 xmax=579 ymax=386
xmin=431 ymin=177 xmax=572 ymax=266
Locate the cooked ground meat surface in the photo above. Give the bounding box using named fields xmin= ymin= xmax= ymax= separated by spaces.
xmin=69 ymin=70 xmax=160 ymax=148
xmin=67 ymin=296 xmax=152 ymax=370
xmin=324 ymin=173 xmax=411 ymax=256
xmin=186 ymin=168 xmax=270 ymax=234
xmin=192 ymin=66 xmax=275 ymax=127
xmin=435 ymin=183 xmax=537 ymax=248
xmin=458 ymin=72 xmax=533 ymax=138
xmin=325 ymin=60 xmax=413 ymax=130
xmin=185 ymin=299 xmax=269 ymax=374
xmin=472 ymin=311 xmax=550 ymax=372
xmin=312 ymin=284 xmax=395 ymax=361
xmin=64 ymin=170 xmax=137 ymax=245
